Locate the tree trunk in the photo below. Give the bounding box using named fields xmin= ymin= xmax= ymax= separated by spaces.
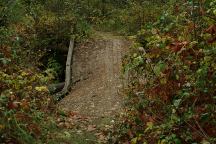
xmin=54 ymin=39 xmax=75 ymax=100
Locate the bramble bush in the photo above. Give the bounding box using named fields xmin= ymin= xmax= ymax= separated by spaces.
xmin=119 ymin=0 xmax=216 ymax=143
xmin=0 ymin=67 xmax=56 ymax=143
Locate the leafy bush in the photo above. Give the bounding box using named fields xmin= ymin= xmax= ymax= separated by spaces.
xmin=0 ymin=0 xmax=92 ymax=143
xmin=95 ymin=0 xmax=165 ymax=35
xmin=119 ymin=0 xmax=216 ymax=143
xmin=0 ymin=66 xmax=56 ymax=143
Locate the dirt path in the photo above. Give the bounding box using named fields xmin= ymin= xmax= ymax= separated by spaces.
xmin=56 ymin=32 xmax=130 ymax=143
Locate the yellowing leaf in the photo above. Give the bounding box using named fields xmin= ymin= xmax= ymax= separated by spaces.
xmin=160 ymin=78 xmax=167 ymax=84
xmin=131 ymin=137 xmax=138 ymax=144
xmin=145 ymin=122 xmax=154 ymax=132
xmin=158 ymin=139 xmax=166 ymax=144
xmin=201 ymin=140 xmax=210 ymax=144
xmin=35 ymin=86 xmax=48 ymax=92
xmin=21 ymin=71 xmax=28 ymax=76
xmin=0 ymin=125 xmax=5 ymax=129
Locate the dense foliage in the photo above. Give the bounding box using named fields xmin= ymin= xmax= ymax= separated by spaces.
xmin=0 ymin=0 xmax=92 ymax=143
xmin=1 ymin=0 xmax=216 ymax=143
xmin=0 ymin=0 xmax=134 ymax=142
xmin=95 ymin=0 xmax=166 ymax=34
xmin=120 ymin=0 xmax=216 ymax=143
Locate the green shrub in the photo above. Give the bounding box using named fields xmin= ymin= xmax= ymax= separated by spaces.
xmin=119 ymin=0 xmax=216 ymax=143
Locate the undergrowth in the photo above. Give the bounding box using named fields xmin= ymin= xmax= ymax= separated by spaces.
xmin=0 ymin=0 xmax=92 ymax=143
xmin=117 ymin=0 xmax=216 ymax=143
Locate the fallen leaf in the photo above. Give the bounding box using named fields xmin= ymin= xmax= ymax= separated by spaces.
xmin=87 ymin=125 xmax=96 ymax=132
xmin=98 ymin=134 xmax=106 ymax=142
xmin=8 ymin=101 xmax=19 ymax=109
xmin=0 ymin=125 xmax=5 ymax=129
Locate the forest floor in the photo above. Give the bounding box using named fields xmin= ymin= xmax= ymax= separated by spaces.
xmin=53 ymin=31 xmax=131 ymax=144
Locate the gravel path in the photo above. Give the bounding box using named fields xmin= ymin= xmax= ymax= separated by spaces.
xmin=56 ymin=33 xmax=130 ymax=143
xmin=58 ymin=33 xmax=130 ymax=118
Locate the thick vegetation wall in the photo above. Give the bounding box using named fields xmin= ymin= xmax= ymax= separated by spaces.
xmin=1 ymin=0 xmax=216 ymax=143
xmin=118 ymin=0 xmax=216 ymax=143
xmin=0 ymin=0 xmax=93 ymax=143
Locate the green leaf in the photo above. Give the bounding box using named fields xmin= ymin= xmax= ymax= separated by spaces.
xmin=173 ymin=99 xmax=181 ymax=108
xmin=174 ymin=138 xmax=181 ymax=144
xmin=64 ymin=131 xmax=71 ymax=138
xmin=154 ymin=61 xmax=166 ymax=76
xmin=0 ymin=58 xmax=11 ymax=65
xmin=200 ymin=113 xmax=209 ymax=121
